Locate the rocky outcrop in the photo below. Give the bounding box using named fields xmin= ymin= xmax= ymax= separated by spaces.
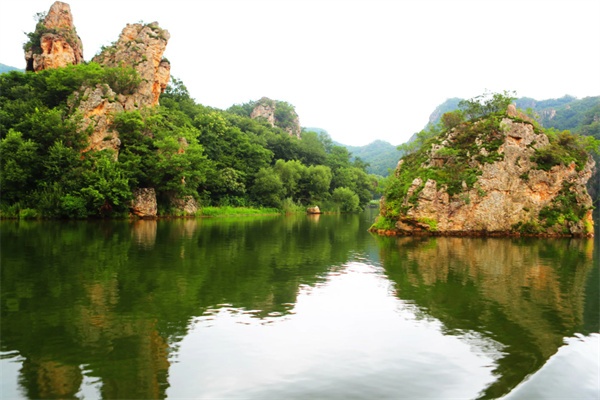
xmin=250 ymin=97 xmax=276 ymax=126
xmin=169 ymin=195 xmax=198 ymax=216
xmin=131 ymin=188 xmax=158 ymax=218
xmin=24 ymin=3 xmax=171 ymax=153
xmin=92 ymin=22 xmax=171 ymax=109
xmin=74 ymin=22 xmax=170 ymax=152
xmin=25 ymin=1 xmax=84 ymax=72
xmin=72 ymin=84 xmax=123 ymax=153
xmin=250 ymin=97 xmax=301 ymax=138
xmin=374 ymin=114 xmax=595 ymax=237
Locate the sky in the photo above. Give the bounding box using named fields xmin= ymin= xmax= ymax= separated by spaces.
xmin=1 ymin=0 xmax=599 ymax=146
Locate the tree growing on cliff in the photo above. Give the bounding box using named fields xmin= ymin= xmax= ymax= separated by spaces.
xmin=458 ymin=90 xmax=516 ymax=120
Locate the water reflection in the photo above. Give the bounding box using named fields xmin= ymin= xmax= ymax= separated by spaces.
xmin=376 ymin=236 xmax=597 ymax=399
xmin=0 ymin=215 xmax=597 ymax=399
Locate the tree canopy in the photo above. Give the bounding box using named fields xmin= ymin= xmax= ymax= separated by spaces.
xmin=0 ymin=64 xmax=378 ymax=218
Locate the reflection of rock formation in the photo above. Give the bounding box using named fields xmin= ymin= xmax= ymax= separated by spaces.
xmin=378 ymin=236 xmax=595 ymax=399
xmin=20 ymin=359 xmax=83 ymax=399
xmin=131 ymin=219 xmax=158 ymax=248
xmin=1 ymin=215 xmax=371 ymax=398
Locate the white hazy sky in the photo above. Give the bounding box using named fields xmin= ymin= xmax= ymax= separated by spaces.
xmin=1 ymin=0 xmax=599 ymax=146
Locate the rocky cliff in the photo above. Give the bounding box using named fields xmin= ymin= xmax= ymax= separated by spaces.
xmin=373 ymin=108 xmax=595 ymax=237
xmin=24 ymin=3 xmax=171 ymax=154
xmin=23 ymin=2 xmax=175 ymax=217
xmin=92 ymin=22 xmax=171 ymax=109
xmin=24 ymin=1 xmax=83 ymax=72
xmin=250 ymin=97 xmax=301 ymax=138
xmin=74 ymin=22 xmax=171 ymax=153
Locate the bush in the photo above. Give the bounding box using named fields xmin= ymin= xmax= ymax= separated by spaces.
xmin=531 ymin=130 xmax=598 ymax=171
xmin=332 ymin=187 xmax=361 ymax=213
xmin=370 ymin=215 xmax=396 ymax=231
xmin=18 ymin=208 xmax=40 ymax=219
xmin=60 ymin=194 xmax=88 ymax=219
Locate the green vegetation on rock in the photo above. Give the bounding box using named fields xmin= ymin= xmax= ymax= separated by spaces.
xmin=374 ymin=91 xmax=598 ymax=236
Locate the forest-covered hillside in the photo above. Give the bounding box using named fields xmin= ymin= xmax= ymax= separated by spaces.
xmin=0 ymin=65 xmax=381 ymax=219
xmin=343 ymin=140 xmax=402 ymax=177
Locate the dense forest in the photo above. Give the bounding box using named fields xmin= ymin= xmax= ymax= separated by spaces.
xmin=0 ymin=65 xmax=381 ymax=219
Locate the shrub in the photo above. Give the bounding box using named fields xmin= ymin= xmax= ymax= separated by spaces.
xmin=370 ymin=215 xmax=397 ymax=231
xmin=332 ymin=187 xmax=361 ymax=213
xmin=531 ymin=129 xmax=598 ymax=171
xmin=19 ymin=208 xmax=39 ymax=219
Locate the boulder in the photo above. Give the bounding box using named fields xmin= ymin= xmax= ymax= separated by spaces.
xmin=131 ymin=188 xmax=158 ymax=218
xmin=307 ymin=206 xmax=322 ymax=214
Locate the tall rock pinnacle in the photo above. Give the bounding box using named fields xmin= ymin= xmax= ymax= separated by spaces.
xmin=92 ymin=22 xmax=171 ymax=109
xmin=76 ymin=22 xmax=171 ymax=152
xmin=24 ymin=1 xmax=83 ymax=71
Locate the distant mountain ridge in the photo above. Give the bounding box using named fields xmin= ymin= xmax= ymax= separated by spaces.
xmin=0 ymin=63 xmax=22 ymax=74
xmin=330 ymin=95 xmax=599 ymax=178
xmin=426 ymin=95 xmax=599 ymax=132
xmin=342 ymin=140 xmax=402 ymax=176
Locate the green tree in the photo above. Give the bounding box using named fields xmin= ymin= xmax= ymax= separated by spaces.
xmin=458 ymin=90 xmax=516 ymax=120
xmin=304 ymin=165 xmax=333 ymax=203
xmin=251 ymin=167 xmax=285 ymax=208
xmin=0 ymin=130 xmax=40 ymax=204
xmin=273 ymin=159 xmax=307 ymax=200
xmin=78 ymin=151 xmax=131 ymax=216
xmin=332 ymin=187 xmax=360 ymax=212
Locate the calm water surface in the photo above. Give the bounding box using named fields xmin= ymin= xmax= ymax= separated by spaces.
xmin=1 ymin=210 xmax=598 ymax=399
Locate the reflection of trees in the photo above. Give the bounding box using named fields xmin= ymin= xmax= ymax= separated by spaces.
xmin=0 ymin=214 xmax=366 ymax=399
xmin=376 ymin=236 xmax=597 ymax=399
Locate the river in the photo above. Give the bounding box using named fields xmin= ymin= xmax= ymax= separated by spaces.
xmin=1 ymin=209 xmax=598 ymax=399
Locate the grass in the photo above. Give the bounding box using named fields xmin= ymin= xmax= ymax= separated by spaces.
xmin=197 ymin=206 xmax=282 ymax=217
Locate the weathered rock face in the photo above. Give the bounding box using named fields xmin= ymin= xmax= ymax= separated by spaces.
xmin=92 ymin=22 xmax=171 ymax=109
xmin=74 ymin=21 xmax=170 ymax=152
xmin=376 ymin=116 xmax=595 ymax=237
xmin=250 ymin=97 xmax=276 ymax=126
xmin=25 ymin=1 xmax=83 ymax=72
xmin=72 ymin=84 xmax=124 ymax=153
xmin=131 ymin=188 xmax=158 ymax=218
xmin=250 ymin=97 xmax=301 ymax=138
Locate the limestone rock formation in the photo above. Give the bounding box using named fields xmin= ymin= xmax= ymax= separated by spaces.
xmin=169 ymin=195 xmax=199 ymax=216
xmin=72 ymin=84 xmax=123 ymax=153
xmin=75 ymin=21 xmax=171 ymax=152
xmin=250 ymin=97 xmax=276 ymax=127
xmin=374 ymin=114 xmax=595 ymax=237
xmin=25 ymin=1 xmax=83 ymax=72
xmin=250 ymin=97 xmax=301 ymax=138
xmin=131 ymin=188 xmax=158 ymax=218
xmin=92 ymin=22 xmax=171 ymax=109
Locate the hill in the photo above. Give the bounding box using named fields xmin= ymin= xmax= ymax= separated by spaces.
xmin=342 ymin=140 xmax=402 ymax=176
xmin=0 ymin=63 xmax=22 ymax=74
xmin=372 ymin=93 xmax=597 ymax=237
xmin=416 ymin=94 xmax=600 ymax=205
